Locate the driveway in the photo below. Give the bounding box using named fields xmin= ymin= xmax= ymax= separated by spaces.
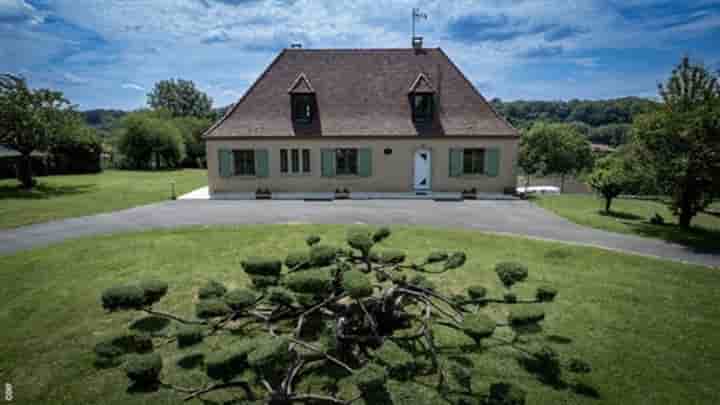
xmin=0 ymin=199 xmax=717 ymax=267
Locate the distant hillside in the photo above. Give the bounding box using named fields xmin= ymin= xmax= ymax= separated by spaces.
xmin=82 ymin=109 xmax=127 ymax=134
xmin=490 ymin=97 xmax=659 ymax=129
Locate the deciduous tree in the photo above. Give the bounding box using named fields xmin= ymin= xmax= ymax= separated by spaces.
xmin=147 ymin=79 xmax=213 ymax=118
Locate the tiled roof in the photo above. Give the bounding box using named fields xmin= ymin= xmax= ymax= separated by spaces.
xmin=205 ymin=48 xmax=518 ymax=138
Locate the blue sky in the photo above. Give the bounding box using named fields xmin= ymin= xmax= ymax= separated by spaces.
xmin=2 ymin=0 xmax=720 ymax=110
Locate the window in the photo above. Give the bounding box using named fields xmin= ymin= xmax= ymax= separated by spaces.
xmin=463 ymin=149 xmax=485 ymax=175
xmin=302 ymin=149 xmax=311 ymax=172
xmin=412 ymin=93 xmax=433 ymax=123
xmin=234 ymin=150 xmax=255 ymax=175
xmin=336 ymin=148 xmax=358 ymax=175
xmin=280 ymin=148 xmax=311 ymax=174
xmin=292 ymin=94 xmax=313 ymax=124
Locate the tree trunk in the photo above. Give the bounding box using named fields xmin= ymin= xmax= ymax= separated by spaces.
xmin=605 ymin=197 xmax=612 ymax=213
xmin=525 ymin=174 xmax=531 ymax=190
xmin=155 ymin=152 xmax=160 ymax=171
xmin=560 ymin=174 xmax=565 ymax=194
xmin=17 ymin=153 xmax=35 ymax=189
xmin=678 ymin=209 xmax=693 ymax=229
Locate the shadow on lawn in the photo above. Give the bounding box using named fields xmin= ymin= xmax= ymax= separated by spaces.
xmin=0 ymin=182 xmax=96 ymax=199
xmin=628 ymin=222 xmax=720 ymax=254
xmin=597 ymin=210 xmax=644 ymax=221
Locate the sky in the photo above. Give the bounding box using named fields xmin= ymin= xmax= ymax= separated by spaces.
xmin=2 ymin=0 xmax=720 ymax=110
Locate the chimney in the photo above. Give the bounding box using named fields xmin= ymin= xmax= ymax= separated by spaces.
xmin=290 ymin=43 xmax=302 ymax=49
xmin=412 ymin=36 xmax=423 ymax=49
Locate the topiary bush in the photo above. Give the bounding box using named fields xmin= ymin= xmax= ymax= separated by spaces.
xmin=94 ymin=227 xmax=593 ymax=403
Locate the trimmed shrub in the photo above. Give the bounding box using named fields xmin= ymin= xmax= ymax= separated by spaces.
xmin=250 ymin=275 xmax=279 ymax=289
xmin=342 ymin=271 xmax=373 ymax=299
xmin=488 ymin=382 xmax=526 ymax=405
xmin=205 ymin=350 xmax=248 ymax=381
xmin=372 ymin=227 xmax=391 ymax=243
xmin=285 ymin=250 xmax=310 ymax=270
xmin=224 ymin=288 xmax=257 ymax=311
xmin=347 ymin=228 xmax=374 ymax=254
xmin=387 ymin=381 xmax=445 ymax=405
xmin=101 ymin=285 xmax=146 ymax=311
xmin=267 ymin=286 xmax=295 ymax=307
xmin=125 ymin=353 xmax=162 ymax=385
xmin=462 ymin=313 xmax=496 ymax=342
xmin=449 ymin=362 xmax=472 ymax=389
xmin=284 ymin=267 xmax=333 ymax=294
xmin=467 ymin=285 xmax=487 ymax=300
xmin=196 ymin=299 xmax=232 ymax=318
xmin=247 ymin=336 xmax=291 ymax=368
xmin=536 ymin=286 xmax=558 ymax=302
xmin=426 ymin=251 xmax=448 ymax=263
xmin=377 ymin=249 xmax=406 ymax=265
xmin=139 ymin=280 xmax=169 ymax=305
xmin=177 ymin=325 xmax=205 ymax=347
xmin=197 ymin=280 xmax=227 ymax=299
xmin=504 ymin=292 xmax=518 ymax=303
xmin=306 ymin=235 xmax=321 ymax=246
xmin=242 ymin=257 xmax=282 ymax=276
xmin=349 ymin=362 xmax=388 ymax=390
xmin=408 ymin=274 xmax=435 ymax=291
xmin=444 ymin=252 xmax=467 ymax=270
xmin=93 ymin=340 xmax=124 ymax=360
xmin=509 ymin=307 xmax=545 ymax=326
xmin=495 ymin=262 xmax=529 ymax=288
xmin=373 ymin=341 xmax=414 ymax=378
xmin=309 ymin=245 xmax=338 ymax=267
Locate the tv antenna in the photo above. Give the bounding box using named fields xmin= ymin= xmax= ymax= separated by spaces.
xmin=412 ymin=7 xmax=428 ymax=47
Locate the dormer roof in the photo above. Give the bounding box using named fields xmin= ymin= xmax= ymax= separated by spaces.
xmin=408 ymin=73 xmax=434 ymax=93
xmin=288 ymin=73 xmax=314 ymax=94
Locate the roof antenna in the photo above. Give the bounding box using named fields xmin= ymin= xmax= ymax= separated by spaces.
xmin=412 ymin=7 xmax=427 ymax=49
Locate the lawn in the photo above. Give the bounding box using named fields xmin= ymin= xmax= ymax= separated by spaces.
xmin=1 ymin=225 xmax=718 ymax=404
xmin=533 ymin=194 xmax=720 ymax=252
xmin=0 ymin=169 xmax=206 ymax=229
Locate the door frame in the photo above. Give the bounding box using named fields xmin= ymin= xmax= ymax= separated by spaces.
xmin=413 ymin=148 xmax=432 ymax=190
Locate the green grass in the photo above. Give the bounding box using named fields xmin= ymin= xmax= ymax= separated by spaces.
xmin=1 ymin=225 xmax=718 ymax=404
xmin=0 ymin=169 xmax=206 ymax=229
xmin=533 ymin=194 xmax=720 ymax=252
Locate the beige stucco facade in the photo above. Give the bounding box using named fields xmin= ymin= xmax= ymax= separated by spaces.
xmin=207 ymin=137 xmax=518 ymax=193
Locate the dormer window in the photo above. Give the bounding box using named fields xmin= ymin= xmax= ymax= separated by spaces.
xmin=288 ymin=73 xmax=315 ymax=125
xmin=292 ymin=94 xmax=313 ymax=124
xmin=408 ymin=73 xmax=435 ymax=124
xmin=412 ymin=93 xmax=433 ymax=123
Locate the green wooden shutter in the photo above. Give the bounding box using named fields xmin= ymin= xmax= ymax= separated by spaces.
xmin=218 ymin=149 xmax=234 ymax=178
xmin=449 ymin=148 xmax=463 ymax=177
xmin=358 ymin=148 xmax=372 ymax=177
xmin=321 ymin=149 xmax=335 ymax=177
xmin=255 ymin=149 xmax=269 ymax=177
xmin=485 ymin=148 xmax=500 ymax=177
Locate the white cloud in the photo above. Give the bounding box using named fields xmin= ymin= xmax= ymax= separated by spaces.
xmin=121 ymin=83 xmax=145 ymax=91
xmin=0 ymin=0 xmax=43 ymax=24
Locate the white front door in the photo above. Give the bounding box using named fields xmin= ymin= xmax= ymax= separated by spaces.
xmin=414 ymin=149 xmax=431 ymax=190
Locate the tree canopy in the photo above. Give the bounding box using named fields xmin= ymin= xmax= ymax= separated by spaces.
xmin=147 ymin=79 xmax=213 ymax=118
xmin=116 ymin=110 xmax=186 ymax=170
xmin=631 ymin=57 xmax=720 ymax=228
xmin=0 ymin=74 xmax=77 ymax=187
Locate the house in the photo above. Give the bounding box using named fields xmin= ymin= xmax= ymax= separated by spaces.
xmin=203 ymin=45 xmax=519 ymax=195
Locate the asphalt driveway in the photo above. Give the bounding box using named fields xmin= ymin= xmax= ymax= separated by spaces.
xmin=0 ymin=199 xmax=717 ymax=267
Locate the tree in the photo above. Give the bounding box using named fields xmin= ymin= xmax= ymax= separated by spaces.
xmin=172 ymin=116 xmax=212 ymax=167
xmin=116 ymin=111 xmax=186 ymax=170
xmin=94 ymin=227 xmax=596 ymax=404
xmin=523 ymin=122 xmax=593 ymax=192
xmin=50 ymin=114 xmax=103 ymax=174
xmin=632 ymin=57 xmax=720 ymax=228
xmin=588 ymin=154 xmax=636 ymax=213
xmin=147 ymin=79 xmax=213 ymax=118
xmin=0 ymin=74 xmax=75 ymax=188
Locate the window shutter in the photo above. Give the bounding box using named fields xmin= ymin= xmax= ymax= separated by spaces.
xmin=255 ymin=149 xmax=269 ymax=177
xmin=485 ymin=148 xmax=500 ymax=177
xmin=218 ymin=149 xmax=234 ymax=178
xmin=321 ymin=149 xmax=335 ymax=177
xmin=449 ymin=148 xmax=463 ymax=177
xmin=358 ymin=148 xmax=372 ymax=177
